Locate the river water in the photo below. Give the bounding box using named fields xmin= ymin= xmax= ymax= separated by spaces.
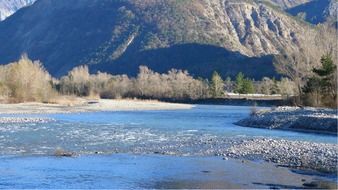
xmin=0 ymin=105 xmax=336 ymax=188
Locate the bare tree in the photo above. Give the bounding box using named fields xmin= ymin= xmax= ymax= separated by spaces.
xmin=273 ymin=51 xmax=310 ymax=105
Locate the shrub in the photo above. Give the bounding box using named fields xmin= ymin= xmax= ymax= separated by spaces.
xmin=59 ymin=65 xmax=91 ymax=96
xmin=0 ymin=55 xmax=55 ymax=102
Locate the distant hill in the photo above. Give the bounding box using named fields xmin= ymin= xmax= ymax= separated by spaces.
xmin=0 ymin=0 xmax=335 ymax=79
xmin=0 ymin=0 xmax=36 ymax=21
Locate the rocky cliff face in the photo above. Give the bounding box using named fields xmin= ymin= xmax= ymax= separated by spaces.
xmin=0 ymin=0 xmax=36 ymax=21
xmin=0 ymin=0 xmax=335 ymax=79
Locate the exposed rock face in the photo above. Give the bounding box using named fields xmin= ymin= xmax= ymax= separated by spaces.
xmin=0 ymin=0 xmax=36 ymax=21
xmin=0 ymin=0 xmax=335 ymax=78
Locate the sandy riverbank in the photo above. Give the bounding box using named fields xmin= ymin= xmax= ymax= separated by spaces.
xmin=0 ymin=98 xmax=194 ymax=114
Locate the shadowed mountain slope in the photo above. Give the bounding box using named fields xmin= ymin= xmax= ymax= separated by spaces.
xmin=287 ymin=0 xmax=337 ymax=25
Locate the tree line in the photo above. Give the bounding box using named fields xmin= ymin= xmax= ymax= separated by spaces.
xmin=0 ymin=54 xmax=336 ymax=107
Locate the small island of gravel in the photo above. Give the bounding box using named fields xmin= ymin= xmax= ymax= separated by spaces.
xmin=235 ymin=107 xmax=338 ymax=135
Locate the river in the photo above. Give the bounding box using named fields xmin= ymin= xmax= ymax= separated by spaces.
xmin=0 ymin=105 xmax=336 ymax=188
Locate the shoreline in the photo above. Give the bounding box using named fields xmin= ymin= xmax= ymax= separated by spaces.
xmin=0 ymin=96 xmax=291 ymax=115
xmin=237 ymin=124 xmax=338 ymax=136
xmin=150 ymin=97 xmax=290 ymax=107
xmin=0 ymin=98 xmax=194 ymax=114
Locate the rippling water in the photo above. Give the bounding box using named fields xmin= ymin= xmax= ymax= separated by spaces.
xmin=0 ymin=105 xmax=336 ymax=188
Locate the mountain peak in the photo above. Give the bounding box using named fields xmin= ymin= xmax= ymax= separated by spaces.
xmin=0 ymin=0 xmax=36 ymax=21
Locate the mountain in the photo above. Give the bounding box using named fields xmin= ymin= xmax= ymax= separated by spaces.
xmin=0 ymin=0 xmax=36 ymax=21
xmin=287 ymin=0 xmax=337 ymax=25
xmin=0 ymin=0 xmax=335 ymax=79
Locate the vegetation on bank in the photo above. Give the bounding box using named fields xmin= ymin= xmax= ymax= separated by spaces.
xmin=274 ymin=52 xmax=337 ymax=108
xmin=303 ymin=54 xmax=337 ymax=107
xmin=0 ymin=54 xmax=336 ymax=108
xmin=0 ymin=55 xmax=55 ymax=102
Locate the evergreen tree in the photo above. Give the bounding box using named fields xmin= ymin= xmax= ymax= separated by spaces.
xmin=235 ymin=72 xmax=244 ymax=93
xmin=235 ymin=72 xmax=255 ymax=94
xmin=210 ymin=71 xmax=224 ymax=97
xmin=313 ymin=54 xmax=337 ymax=98
xmin=242 ymin=79 xmax=255 ymax=94
xmin=314 ymin=54 xmax=336 ymax=77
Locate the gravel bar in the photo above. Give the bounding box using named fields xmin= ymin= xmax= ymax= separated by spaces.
xmin=235 ymin=106 xmax=338 ymax=134
xmin=224 ymin=138 xmax=337 ymax=173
